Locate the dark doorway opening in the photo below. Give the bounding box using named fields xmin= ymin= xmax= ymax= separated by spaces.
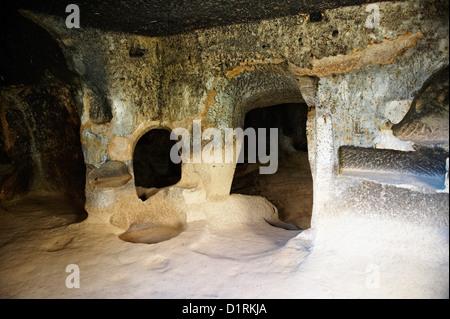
xmin=133 ymin=129 xmax=182 ymax=200
xmin=231 ymin=103 xmax=313 ymax=229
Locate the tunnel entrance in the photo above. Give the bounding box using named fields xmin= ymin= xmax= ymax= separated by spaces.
xmin=133 ymin=128 xmax=182 ymax=200
xmin=231 ymin=103 xmax=313 ymax=229
xmin=0 ymin=7 xmax=88 ymax=226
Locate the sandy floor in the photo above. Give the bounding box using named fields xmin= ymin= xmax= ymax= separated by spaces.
xmin=0 ymin=191 xmax=310 ymax=298
xmin=0 ymin=190 xmax=448 ymax=299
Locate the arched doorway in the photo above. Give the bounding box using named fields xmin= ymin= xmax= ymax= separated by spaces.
xmin=231 ymin=103 xmax=313 ymax=229
xmin=133 ymin=128 xmax=182 ymax=200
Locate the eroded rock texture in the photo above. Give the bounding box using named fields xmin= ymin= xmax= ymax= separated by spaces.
xmin=393 ymin=66 xmax=449 ymax=145
xmin=0 ymin=85 xmax=85 ymax=204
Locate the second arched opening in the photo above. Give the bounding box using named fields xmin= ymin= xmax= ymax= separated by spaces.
xmin=230 ymin=102 xmax=313 ymax=229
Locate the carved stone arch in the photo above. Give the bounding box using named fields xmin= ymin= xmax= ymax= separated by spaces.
xmin=226 ymin=63 xmax=317 ymax=229
xmin=225 ymin=63 xmax=306 ymax=128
